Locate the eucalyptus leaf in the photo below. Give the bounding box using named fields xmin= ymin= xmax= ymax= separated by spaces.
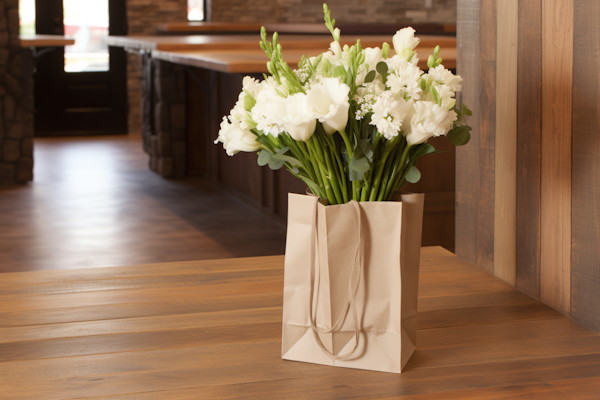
xmin=268 ymin=158 xmax=285 ymax=170
xmin=405 ymin=165 xmax=421 ymax=184
xmin=272 ymin=154 xmax=302 ymax=166
xmin=446 ymin=126 xmax=472 ymax=146
xmin=364 ymin=70 xmax=376 ymax=84
xmin=376 ymin=61 xmax=388 ymax=76
xmin=359 ymin=139 xmax=373 ymax=161
xmin=257 ymin=149 xmax=272 ymax=167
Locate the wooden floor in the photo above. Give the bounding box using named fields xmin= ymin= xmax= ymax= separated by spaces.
xmin=1 ymin=247 xmax=599 ymax=399
xmin=0 ymin=135 xmax=286 ymax=273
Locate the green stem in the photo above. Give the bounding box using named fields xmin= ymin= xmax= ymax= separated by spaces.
xmin=338 ymin=127 xmax=359 ymax=201
xmin=308 ymin=137 xmax=337 ymax=204
xmin=369 ymin=136 xmax=400 ymax=201
xmin=385 ymin=144 xmax=411 ymax=200
xmin=305 ymin=141 xmax=327 ymax=198
xmin=319 ymin=128 xmax=348 ymax=203
xmin=377 ymin=145 xmax=400 ymax=201
xmin=314 ymin=135 xmax=343 ymax=204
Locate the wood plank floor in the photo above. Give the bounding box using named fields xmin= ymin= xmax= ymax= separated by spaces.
xmin=0 ymin=134 xmax=286 ymax=273
xmin=1 ymin=247 xmax=599 ymax=399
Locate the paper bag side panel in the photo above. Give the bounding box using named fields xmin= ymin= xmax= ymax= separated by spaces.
xmin=282 ymin=193 xmax=318 ymax=357
xmin=399 ymin=192 xmax=425 ymax=369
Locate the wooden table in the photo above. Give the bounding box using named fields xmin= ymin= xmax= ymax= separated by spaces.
xmin=19 ymin=34 xmax=75 ymax=47
xmin=2 ymin=247 xmax=599 ymax=399
xmin=104 ymin=34 xmax=456 ymax=52
xmin=156 ymin=22 xmax=457 ymax=36
xmin=152 ymin=47 xmax=457 ymax=73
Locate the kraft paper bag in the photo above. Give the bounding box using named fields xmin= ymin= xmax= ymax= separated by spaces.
xmin=281 ymin=192 xmax=424 ymax=374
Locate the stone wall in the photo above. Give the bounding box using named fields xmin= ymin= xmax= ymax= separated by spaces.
xmin=0 ymin=0 xmax=34 ymax=184
xmin=126 ymin=0 xmax=187 ymax=136
xmin=210 ymin=0 xmax=457 ymax=25
xmin=139 ymin=56 xmax=187 ymax=178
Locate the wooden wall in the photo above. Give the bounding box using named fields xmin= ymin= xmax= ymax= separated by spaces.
xmin=456 ymin=0 xmax=600 ymax=332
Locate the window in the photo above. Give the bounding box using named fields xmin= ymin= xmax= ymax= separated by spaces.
xmin=188 ymin=0 xmax=205 ymax=21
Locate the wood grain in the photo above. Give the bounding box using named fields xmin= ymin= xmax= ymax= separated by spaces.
xmin=105 ymin=34 xmax=456 ymax=52
xmin=151 ymin=48 xmax=457 ymax=73
xmin=515 ymin=0 xmax=542 ymax=300
xmin=540 ymin=0 xmax=573 ymax=313
xmin=493 ymin=0 xmax=518 ymax=286
xmin=1 ymin=248 xmax=599 ymax=398
xmin=477 ymin=0 xmax=497 ymax=274
xmin=455 ymin=0 xmax=480 ymax=264
xmin=571 ymin=0 xmax=600 ymax=332
xmin=19 ymin=34 xmax=75 ymax=47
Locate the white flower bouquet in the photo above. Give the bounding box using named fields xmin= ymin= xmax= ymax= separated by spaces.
xmin=215 ymin=4 xmax=472 ymax=205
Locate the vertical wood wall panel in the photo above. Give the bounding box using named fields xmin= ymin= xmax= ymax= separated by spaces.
xmin=540 ymin=0 xmax=573 ymax=313
xmin=571 ymin=0 xmax=600 ymax=332
xmin=477 ymin=0 xmax=496 ymax=273
xmin=455 ymin=0 xmax=481 ymax=265
xmin=494 ymin=0 xmax=518 ymax=285
xmin=515 ymin=0 xmax=542 ymax=298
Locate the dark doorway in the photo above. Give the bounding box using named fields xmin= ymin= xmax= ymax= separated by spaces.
xmin=34 ymin=0 xmax=128 ymax=136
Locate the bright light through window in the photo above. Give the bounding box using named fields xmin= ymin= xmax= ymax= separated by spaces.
xmin=63 ymin=0 xmax=110 ymax=72
xmin=188 ymin=0 xmax=205 ymax=21
xmin=19 ymin=0 xmax=36 ymax=35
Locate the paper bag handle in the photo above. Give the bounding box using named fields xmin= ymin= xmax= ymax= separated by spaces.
xmin=308 ymin=199 xmax=363 ymax=361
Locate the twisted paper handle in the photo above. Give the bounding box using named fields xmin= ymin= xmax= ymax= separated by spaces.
xmin=308 ymin=200 xmax=363 ymax=361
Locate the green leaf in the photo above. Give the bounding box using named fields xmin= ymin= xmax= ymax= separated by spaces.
xmin=376 ymin=61 xmax=388 ymax=76
xmin=257 ymin=149 xmax=272 ymax=166
xmin=405 ymin=165 xmax=421 ymax=183
xmin=364 ymin=70 xmax=376 ymax=84
xmin=272 ymin=154 xmax=302 ymax=166
xmin=359 ymin=139 xmax=373 ymax=161
xmin=446 ymin=126 xmax=472 ymax=146
xmin=462 ymin=104 xmax=473 ymax=116
xmin=334 ymin=65 xmax=347 ymax=81
xmin=244 ymin=92 xmax=256 ymax=112
xmin=268 ymin=158 xmax=285 ymax=170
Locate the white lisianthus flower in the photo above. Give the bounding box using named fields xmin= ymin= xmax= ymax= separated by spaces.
xmin=387 ymin=60 xmax=424 ymax=100
xmin=370 ymin=93 xmax=408 ymax=140
xmin=282 ymin=93 xmax=317 ymax=142
xmin=406 ymin=101 xmax=453 ymax=145
xmin=306 ymin=78 xmax=350 ymax=134
xmin=214 ymin=117 xmax=262 ymax=156
xmin=428 ymin=65 xmax=463 ymax=92
xmin=251 ymin=83 xmax=286 ymax=137
xmin=392 ymin=27 xmax=420 ymax=61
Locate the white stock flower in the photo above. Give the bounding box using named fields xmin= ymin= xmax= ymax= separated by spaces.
xmin=428 ymin=65 xmax=463 ymax=92
xmin=392 ymin=27 xmax=420 ymax=60
xmin=214 ymin=117 xmax=262 ymax=156
xmin=370 ymin=93 xmax=408 ymax=140
xmin=242 ymin=76 xmax=260 ymax=94
xmin=306 ymin=78 xmax=350 ymax=134
xmin=251 ymin=82 xmax=286 ymax=137
xmin=282 ymin=93 xmax=317 ymax=142
xmin=387 ymin=60 xmax=423 ymax=100
xmin=406 ymin=101 xmax=455 ymax=145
